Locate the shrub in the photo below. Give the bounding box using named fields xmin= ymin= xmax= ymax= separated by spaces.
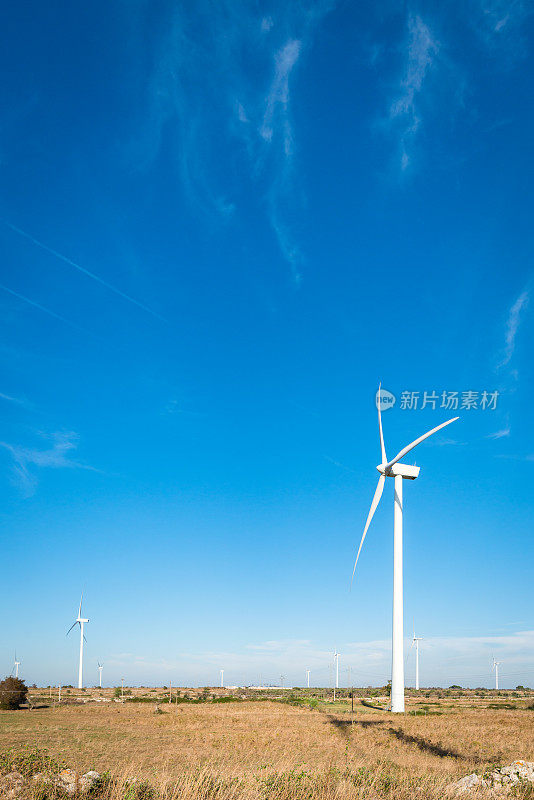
xmin=0 ymin=677 xmax=28 ymax=710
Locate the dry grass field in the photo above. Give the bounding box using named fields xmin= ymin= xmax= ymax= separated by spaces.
xmin=1 ymin=695 xmax=533 ymax=799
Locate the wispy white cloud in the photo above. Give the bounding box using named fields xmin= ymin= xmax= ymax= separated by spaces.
xmin=2 ymin=220 xmax=166 ymax=322
xmin=390 ymin=15 xmax=440 ymax=171
xmin=101 ymin=631 xmax=534 ymax=688
xmin=487 ymin=426 xmax=511 ymax=439
xmin=469 ymin=0 xmax=533 ymax=62
xmin=500 ymin=289 xmax=529 ymax=367
xmin=133 ymin=1 xmax=333 ymax=282
xmin=323 ymin=454 xmax=357 ymax=472
xmin=0 ymin=391 xmax=26 ymax=406
xmin=260 ymin=39 xmax=302 ymax=154
xmin=0 ymin=283 xmax=93 ymax=336
xmin=0 ymin=431 xmax=94 ymax=496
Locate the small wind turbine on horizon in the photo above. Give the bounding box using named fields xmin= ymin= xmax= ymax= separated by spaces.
xmin=67 ymin=594 xmax=89 ymax=689
xmin=98 ymin=663 xmax=103 ymax=688
xmin=352 ymin=386 xmax=459 ymax=712
xmin=334 ymin=651 xmax=340 ymax=689
xmin=492 ymin=657 xmax=502 ymax=690
xmin=412 ymin=629 xmax=423 ymax=690
xmin=220 ymin=669 xmax=224 ymax=688
xmin=306 ymin=669 xmax=310 ymax=688
xmin=13 ymin=652 xmax=20 ymax=679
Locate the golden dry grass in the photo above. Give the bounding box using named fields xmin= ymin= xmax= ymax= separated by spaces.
xmin=1 ymin=700 xmax=533 ymax=799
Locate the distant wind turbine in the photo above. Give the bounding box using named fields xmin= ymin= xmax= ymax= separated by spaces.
xmin=98 ymin=663 xmax=103 ymax=688
xmin=334 ymin=651 xmax=340 ymax=688
xmin=220 ymin=669 xmax=224 ymax=688
xmin=67 ymin=594 xmax=89 ymax=689
xmin=306 ymin=669 xmax=310 ymax=688
xmin=412 ymin=630 xmax=423 ymax=690
xmin=352 ymin=386 xmax=459 ymax=712
xmin=13 ymin=652 xmax=20 ymax=679
xmin=493 ymin=658 xmax=502 ymax=690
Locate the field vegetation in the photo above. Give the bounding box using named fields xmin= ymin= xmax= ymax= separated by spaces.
xmin=1 ymin=688 xmax=533 ymax=800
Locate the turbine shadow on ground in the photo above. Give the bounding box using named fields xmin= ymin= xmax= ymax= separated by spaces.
xmin=324 ymin=715 xmax=352 ymax=738
xmin=387 ymin=727 xmax=465 ymax=760
xmin=351 ymin=719 xmax=386 ymax=729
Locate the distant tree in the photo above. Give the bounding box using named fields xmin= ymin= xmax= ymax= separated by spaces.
xmin=0 ymin=677 xmax=28 ymax=709
xmin=449 ymin=685 xmax=462 ymax=689
xmin=516 ymin=686 xmax=526 ymax=691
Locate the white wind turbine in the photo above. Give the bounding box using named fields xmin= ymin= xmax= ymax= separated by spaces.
xmin=412 ymin=629 xmax=423 ymax=690
xmin=492 ymin=658 xmax=501 ymax=690
xmin=98 ymin=663 xmax=103 ymax=688
xmin=334 ymin=650 xmax=340 ymax=688
xmin=13 ymin=652 xmax=20 ymax=679
xmin=352 ymin=387 xmax=458 ymax=712
xmin=67 ymin=594 xmax=89 ymax=689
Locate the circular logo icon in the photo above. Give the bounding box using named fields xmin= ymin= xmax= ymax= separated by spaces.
xmin=375 ymin=388 xmax=396 ymax=411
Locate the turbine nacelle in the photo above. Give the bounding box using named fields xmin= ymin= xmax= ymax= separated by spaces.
xmin=377 ymin=462 xmax=420 ymax=480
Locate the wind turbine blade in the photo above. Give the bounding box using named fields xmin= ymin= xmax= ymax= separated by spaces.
xmin=385 ymin=417 xmax=459 ymax=469
xmin=78 ymin=593 xmax=83 ymax=618
xmin=377 ymin=384 xmax=387 ymax=463
xmin=351 ymin=474 xmax=385 ymax=585
xmin=83 ymin=634 xmax=87 ymax=643
xmin=66 ymin=621 xmax=78 ymax=636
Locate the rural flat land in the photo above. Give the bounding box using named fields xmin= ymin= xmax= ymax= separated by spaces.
xmin=1 ymin=689 xmax=533 ymax=799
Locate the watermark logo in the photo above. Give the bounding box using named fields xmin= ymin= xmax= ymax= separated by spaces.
xmin=375 ymin=388 xmax=396 ymax=411
xmin=399 ymin=390 xmax=498 ymax=410
xmin=374 ymin=389 xmax=499 ymax=411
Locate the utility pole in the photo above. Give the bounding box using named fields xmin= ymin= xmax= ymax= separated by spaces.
xmin=121 ymin=677 xmax=124 ymax=701
xmin=58 ymin=684 xmax=62 ymax=703
xmin=169 ymin=680 xmax=172 ymax=704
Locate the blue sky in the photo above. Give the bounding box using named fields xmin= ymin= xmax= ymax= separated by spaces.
xmin=0 ymin=0 xmax=533 ymax=689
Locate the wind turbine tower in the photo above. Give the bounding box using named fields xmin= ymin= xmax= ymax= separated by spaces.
xmin=13 ymin=652 xmax=20 ymax=679
xmin=98 ymin=663 xmax=103 ymax=688
xmin=493 ymin=658 xmax=501 ymax=690
xmin=334 ymin=651 xmax=340 ymax=688
xmin=67 ymin=594 xmax=89 ymax=689
xmin=220 ymin=669 xmax=224 ymax=688
xmin=412 ymin=631 xmax=423 ymax=690
xmin=352 ymin=386 xmax=458 ymax=712
xmin=306 ymin=669 xmax=310 ymax=688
